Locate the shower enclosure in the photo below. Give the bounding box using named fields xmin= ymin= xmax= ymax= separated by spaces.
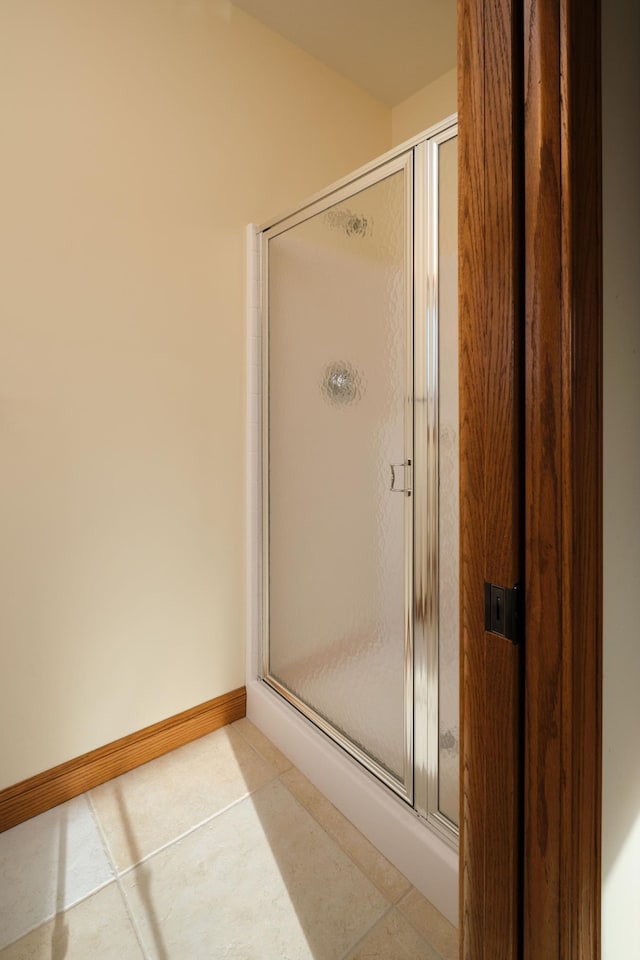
xmin=258 ymin=119 xmax=458 ymax=843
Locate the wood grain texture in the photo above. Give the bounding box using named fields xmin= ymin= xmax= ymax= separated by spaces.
xmin=523 ymin=0 xmax=602 ymax=957
xmin=458 ymin=2 xmax=486 ymax=956
xmin=523 ymin=3 xmax=563 ymax=955
xmin=0 ymin=686 xmax=246 ymax=833
xmin=459 ymin=0 xmax=522 ymax=956
xmin=560 ymin=6 xmax=602 ymax=953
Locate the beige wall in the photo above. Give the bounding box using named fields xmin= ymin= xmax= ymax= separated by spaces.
xmin=0 ymin=0 xmax=390 ymax=789
xmin=391 ymin=68 xmax=457 ymax=147
xmin=602 ymin=0 xmax=640 ymax=954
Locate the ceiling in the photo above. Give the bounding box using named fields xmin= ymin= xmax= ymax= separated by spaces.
xmin=231 ymin=0 xmax=457 ymax=107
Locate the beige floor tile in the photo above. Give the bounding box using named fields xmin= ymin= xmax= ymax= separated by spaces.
xmin=232 ymin=717 xmax=292 ymax=773
xmin=0 ymin=883 xmax=144 ymax=960
xmin=0 ymin=795 xmax=113 ymax=949
xmin=397 ymin=888 xmax=458 ymax=960
xmin=346 ymin=909 xmax=442 ymax=960
xmin=281 ymin=767 xmax=412 ymax=903
xmin=89 ymin=725 xmax=277 ymax=871
xmin=120 ymin=779 xmax=389 ymax=960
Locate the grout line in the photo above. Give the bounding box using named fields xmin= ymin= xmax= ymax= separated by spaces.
xmin=0 ymin=879 xmax=118 ymax=954
xmin=276 ymin=768 xmax=411 ymax=906
xmin=82 ymin=727 xmax=279 ymax=882
xmin=275 ymin=769 xmax=417 ymax=911
xmin=114 ymin=777 xmax=280 ymax=880
xmin=1 ymin=794 xmax=120 ymax=951
xmin=265 ymin=772 xmax=409 ymax=959
xmin=340 ymin=901 xmax=446 ymax=960
xmin=53 ymin=877 xmax=116 ymax=916
xmin=84 ymin=791 xmax=150 ymax=958
xmin=338 ymin=903 xmax=395 ymax=960
xmin=86 ymin=790 xmax=118 ymax=879
xmin=394 ymin=892 xmax=450 ymax=960
xmin=113 ymin=873 xmax=153 ymax=960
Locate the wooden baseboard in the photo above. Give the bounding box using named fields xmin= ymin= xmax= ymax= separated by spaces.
xmin=0 ymin=686 xmax=246 ymax=833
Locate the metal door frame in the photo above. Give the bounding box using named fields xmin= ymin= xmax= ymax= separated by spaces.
xmin=413 ymin=125 xmax=459 ymax=843
xmin=258 ymin=117 xmax=458 ymax=841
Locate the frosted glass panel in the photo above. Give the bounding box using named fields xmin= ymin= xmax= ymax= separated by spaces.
xmin=437 ymin=136 xmax=460 ymax=825
xmin=267 ymin=168 xmax=410 ymax=782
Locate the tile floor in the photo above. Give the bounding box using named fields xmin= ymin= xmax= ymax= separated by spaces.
xmin=0 ymin=719 xmax=458 ymax=959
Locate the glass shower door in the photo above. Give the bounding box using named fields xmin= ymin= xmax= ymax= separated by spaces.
xmin=263 ymin=152 xmax=414 ymax=797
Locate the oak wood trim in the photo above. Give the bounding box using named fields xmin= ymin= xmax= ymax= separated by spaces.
xmin=0 ymin=686 xmax=247 ymax=833
xmin=458 ymin=0 xmax=523 ymax=956
xmin=523 ymin=0 xmax=602 ymax=957
xmin=458 ymin=2 xmax=486 ymax=954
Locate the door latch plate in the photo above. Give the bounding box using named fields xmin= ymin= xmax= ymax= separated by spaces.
xmin=484 ymin=582 xmax=522 ymax=644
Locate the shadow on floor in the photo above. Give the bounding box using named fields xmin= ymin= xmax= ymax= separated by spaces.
xmin=114 ymin=786 xmax=169 ymax=960
xmin=50 ymin=809 xmax=69 ymax=960
xmin=223 ymin=729 xmax=389 ymax=960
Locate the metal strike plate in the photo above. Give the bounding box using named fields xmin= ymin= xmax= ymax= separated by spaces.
xmin=484 ymin=582 xmax=522 ymax=644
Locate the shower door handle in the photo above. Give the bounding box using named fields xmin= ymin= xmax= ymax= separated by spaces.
xmin=390 ymin=460 xmax=412 ymax=496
